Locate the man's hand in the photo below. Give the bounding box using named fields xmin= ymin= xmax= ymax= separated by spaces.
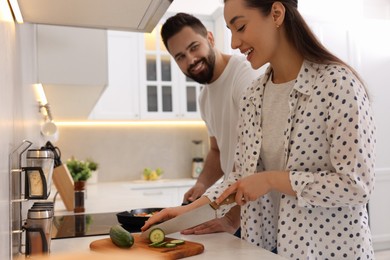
xmin=183 ymin=182 xmax=207 ymax=203
xmin=180 ymin=205 xmax=241 ymax=235
xmin=183 ymin=137 xmax=224 ymax=204
xmin=180 ymin=217 xmax=237 ymax=235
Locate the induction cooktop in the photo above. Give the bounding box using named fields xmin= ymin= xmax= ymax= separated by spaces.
xmin=51 ymin=212 xmax=140 ymax=239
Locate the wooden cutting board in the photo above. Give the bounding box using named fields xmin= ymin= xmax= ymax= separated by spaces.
xmin=90 ymin=234 xmax=204 ymax=259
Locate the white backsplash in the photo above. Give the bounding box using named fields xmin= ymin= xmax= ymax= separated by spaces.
xmin=56 ymin=125 xmax=209 ymax=182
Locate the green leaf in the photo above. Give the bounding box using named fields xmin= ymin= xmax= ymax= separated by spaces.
xmin=66 ymin=157 xmax=92 ymax=181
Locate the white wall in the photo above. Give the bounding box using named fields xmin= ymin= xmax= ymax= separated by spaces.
xmin=0 ymin=3 xmax=46 ymax=259
xmin=55 ymin=125 xmax=209 ymax=182
xmin=0 ymin=3 xmax=16 ymax=258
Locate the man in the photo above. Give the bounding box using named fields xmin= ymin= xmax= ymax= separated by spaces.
xmin=161 ymin=13 xmax=260 ymax=234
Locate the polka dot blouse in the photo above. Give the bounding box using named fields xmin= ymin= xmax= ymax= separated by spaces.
xmin=205 ymin=60 xmax=376 ymax=259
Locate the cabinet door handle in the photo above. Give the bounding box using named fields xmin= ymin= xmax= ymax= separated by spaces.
xmin=142 ymin=191 xmax=163 ymax=196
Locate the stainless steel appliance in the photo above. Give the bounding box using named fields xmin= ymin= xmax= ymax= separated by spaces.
xmin=25 ymin=205 xmax=54 ymax=255
xmin=25 ymin=149 xmax=55 ymax=199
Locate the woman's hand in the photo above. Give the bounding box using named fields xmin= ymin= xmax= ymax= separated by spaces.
xmin=222 ymin=173 xmax=272 ymax=206
xmin=140 ymin=206 xmax=186 ymax=232
xmin=216 ymin=171 xmax=294 ymax=205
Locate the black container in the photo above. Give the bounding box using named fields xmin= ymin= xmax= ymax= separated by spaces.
xmin=116 ymin=208 xmax=164 ymax=230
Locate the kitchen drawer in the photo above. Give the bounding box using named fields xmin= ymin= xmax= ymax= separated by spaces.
xmin=131 ymin=187 xmax=180 ymax=207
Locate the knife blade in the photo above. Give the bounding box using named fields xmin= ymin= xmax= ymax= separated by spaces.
xmin=141 ymin=193 xmax=236 ymax=239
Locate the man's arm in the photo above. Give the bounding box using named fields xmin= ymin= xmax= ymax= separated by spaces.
xmin=181 ymin=205 xmax=241 ymax=235
xmin=183 ymin=137 xmax=224 ymax=203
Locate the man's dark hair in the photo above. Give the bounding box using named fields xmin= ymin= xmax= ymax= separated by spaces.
xmin=161 ymin=13 xmax=208 ymax=52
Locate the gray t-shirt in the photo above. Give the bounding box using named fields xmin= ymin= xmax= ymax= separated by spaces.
xmin=260 ymin=77 xmax=295 ymax=170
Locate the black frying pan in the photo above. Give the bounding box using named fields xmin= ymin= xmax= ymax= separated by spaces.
xmin=116 ymin=208 xmax=164 ymax=230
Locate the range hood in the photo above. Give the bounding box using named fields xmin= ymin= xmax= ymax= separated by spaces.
xmin=42 ymin=84 xmax=107 ymax=121
xmin=16 ymin=0 xmax=173 ymax=32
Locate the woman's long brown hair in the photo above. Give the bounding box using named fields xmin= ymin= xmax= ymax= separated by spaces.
xmin=224 ymin=0 xmax=367 ymax=92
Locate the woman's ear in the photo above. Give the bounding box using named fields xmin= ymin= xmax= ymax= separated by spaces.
xmin=271 ymin=2 xmax=286 ymax=28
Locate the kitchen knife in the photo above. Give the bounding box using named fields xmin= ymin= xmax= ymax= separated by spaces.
xmin=141 ymin=193 xmax=236 ymax=239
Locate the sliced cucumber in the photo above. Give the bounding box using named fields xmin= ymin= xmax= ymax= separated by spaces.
xmin=149 ymin=241 xmax=167 ymax=248
xmin=164 ymin=243 xmax=177 ymax=248
xmin=149 ymin=228 xmax=165 ymax=244
xmin=169 ymin=239 xmax=185 ymax=245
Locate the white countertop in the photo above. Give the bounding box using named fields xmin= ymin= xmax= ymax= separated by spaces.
xmin=50 ymin=232 xmax=286 ymax=259
xmin=122 ymin=178 xmax=197 ymax=189
xmin=49 ymin=180 xmax=287 ymax=259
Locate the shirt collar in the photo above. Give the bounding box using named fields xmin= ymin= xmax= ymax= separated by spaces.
xmin=248 ymin=60 xmax=318 ymax=103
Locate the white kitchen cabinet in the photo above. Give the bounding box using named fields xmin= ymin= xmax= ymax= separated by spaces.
xmin=90 ymin=24 xmax=205 ymax=120
xmin=131 ymin=187 xmax=180 ymax=207
xmin=138 ymin=17 xmax=215 ymax=120
xmin=89 ymin=31 xmax=141 ymax=120
xmin=129 ymin=182 xmax=194 ymax=207
xmin=176 ymin=69 xmax=205 ymax=119
xmin=46 ymin=16 xmax=217 ymax=121
xmin=138 ymin=25 xmax=202 ymax=120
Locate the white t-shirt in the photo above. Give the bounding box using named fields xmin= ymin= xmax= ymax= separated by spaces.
xmin=198 ymin=55 xmax=260 ymax=177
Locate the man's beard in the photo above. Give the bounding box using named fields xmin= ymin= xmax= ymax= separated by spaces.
xmin=185 ymin=49 xmax=216 ymax=84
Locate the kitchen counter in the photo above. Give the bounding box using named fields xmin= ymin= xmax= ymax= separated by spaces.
xmin=49 ymin=180 xmax=287 ymax=259
xmin=122 ymin=178 xmax=198 ymax=189
xmin=50 ymin=232 xmax=286 ymax=259
xmin=53 ymin=179 xmax=197 ymax=215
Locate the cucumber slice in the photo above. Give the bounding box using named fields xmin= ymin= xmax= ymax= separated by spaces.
xmin=170 ymin=239 xmax=185 ymax=245
xmin=164 ymin=243 xmax=177 ymax=248
xmin=149 ymin=241 xmax=167 ymax=248
xmin=149 ymin=228 xmax=165 ymax=243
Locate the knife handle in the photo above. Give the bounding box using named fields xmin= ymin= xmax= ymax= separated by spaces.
xmin=210 ymin=193 xmax=236 ymax=210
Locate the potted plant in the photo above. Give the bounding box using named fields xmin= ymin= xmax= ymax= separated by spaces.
xmin=66 ymin=157 xmax=91 ymax=213
xmin=66 ymin=157 xmax=92 ymax=182
xmin=86 ymin=158 xmax=99 ymax=184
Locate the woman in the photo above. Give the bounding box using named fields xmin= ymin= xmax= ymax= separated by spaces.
xmin=142 ymin=0 xmax=376 ymax=258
